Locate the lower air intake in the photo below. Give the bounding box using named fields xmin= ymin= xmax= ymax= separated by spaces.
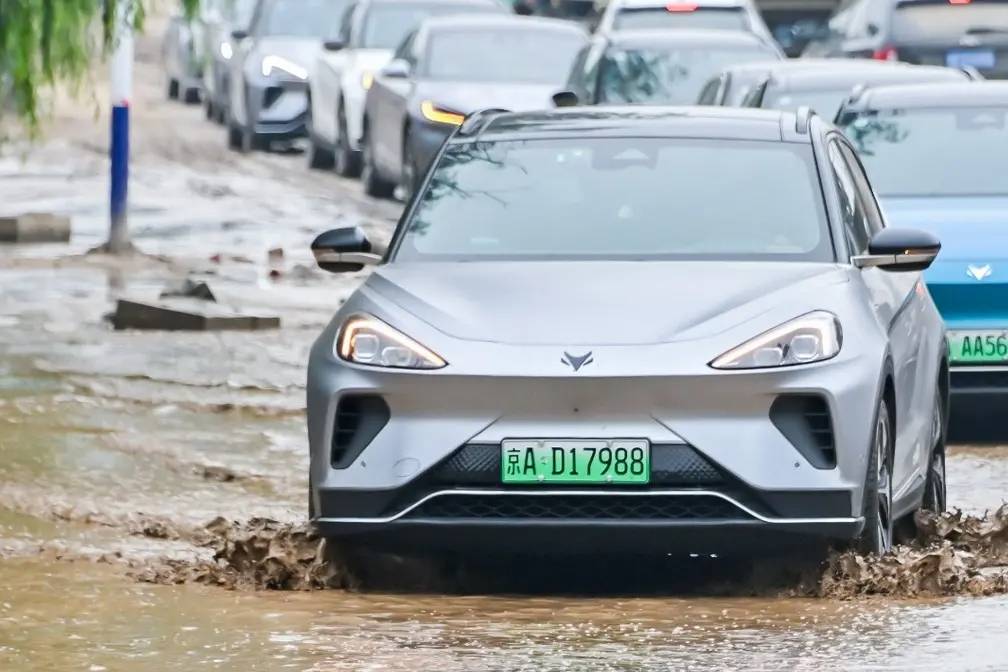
xmin=405 ymin=494 xmax=745 ymax=521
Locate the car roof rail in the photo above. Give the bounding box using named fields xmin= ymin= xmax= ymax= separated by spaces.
xmin=457 ymin=108 xmax=511 ymax=137
xmin=795 ymin=105 xmax=815 ymax=134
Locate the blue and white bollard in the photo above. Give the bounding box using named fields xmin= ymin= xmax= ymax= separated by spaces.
xmin=108 ymin=6 xmax=133 ymax=253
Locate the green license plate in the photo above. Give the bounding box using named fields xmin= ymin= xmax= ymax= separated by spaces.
xmin=949 ymin=331 xmax=1008 ymax=364
xmin=500 ymin=440 xmax=650 ymax=484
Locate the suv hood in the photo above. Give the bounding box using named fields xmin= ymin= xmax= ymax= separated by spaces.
xmin=366 ymin=261 xmax=847 ymax=345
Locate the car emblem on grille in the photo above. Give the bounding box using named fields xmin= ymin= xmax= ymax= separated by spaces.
xmin=561 ymin=351 xmax=594 ymax=371
xmin=967 ymin=264 xmax=993 ymax=281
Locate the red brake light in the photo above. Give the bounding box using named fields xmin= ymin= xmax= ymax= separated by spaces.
xmin=872 ymin=46 xmax=899 ymax=61
xmin=949 ymin=0 xmax=972 ymax=5
xmin=665 ymin=2 xmax=699 ymax=11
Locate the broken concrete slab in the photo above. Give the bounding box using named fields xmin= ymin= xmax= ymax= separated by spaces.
xmin=0 ymin=212 xmax=72 ymax=243
xmin=159 ymin=279 xmax=217 ymax=302
xmin=112 ymin=299 xmax=280 ymax=331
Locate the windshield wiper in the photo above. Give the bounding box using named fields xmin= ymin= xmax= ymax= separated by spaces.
xmin=965 ymin=26 xmax=1008 ymax=35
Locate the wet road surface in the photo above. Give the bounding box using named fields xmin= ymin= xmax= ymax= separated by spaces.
xmin=2 ymin=14 xmax=1008 ymax=671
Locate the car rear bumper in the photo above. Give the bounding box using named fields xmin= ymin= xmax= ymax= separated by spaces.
xmin=950 ymin=366 xmax=1008 ymax=397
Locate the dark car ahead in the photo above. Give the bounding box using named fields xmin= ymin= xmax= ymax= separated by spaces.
xmin=565 ymin=29 xmax=782 ymax=106
xmin=836 ymin=82 xmax=1008 ymax=410
xmin=361 ymin=15 xmax=588 ymax=198
xmin=726 ymin=58 xmax=974 ymax=118
xmin=226 ymin=0 xmax=349 ymax=152
xmin=803 ymin=0 xmax=1008 ymax=80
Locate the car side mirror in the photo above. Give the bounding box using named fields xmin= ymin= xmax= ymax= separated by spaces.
xmin=381 ymin=59 xmax=411 ymax=79
xmin=852 ymin=228 xmax=941 ymax=272
xmin=231 ymin=29 xmax=249 ymax=41
xmin=552 ymin=90 xmax=579 ymax=108
xmin=323 ymin=39 xmax=344 ymax=52
xmin=311 ymin=227 xmax=382 ymax=273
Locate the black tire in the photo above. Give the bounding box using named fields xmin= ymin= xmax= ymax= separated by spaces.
xmin=921 ymin=389 xmax=948 ymax=515
xmin=306 ymin=107 xmax=335 ymax=169
xmin=360 ymin=122 xmax=395 ymax=198
xmin=167 ymin=77 xmax=180 ymax=100
xmin=401 ymin=126 xmax=420 ymax=202
xmin=227 ymin=119 xmax=243 ymax=151
xmin=856 ymin=397 xmax=895 ymax=555
xmin=183 ymin=87 xmax=201 ymax=105
xmin=334 ymin=103 xmax=362 ymax=178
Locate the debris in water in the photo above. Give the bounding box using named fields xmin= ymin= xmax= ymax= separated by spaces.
xmin=134 ymin=517 xmax=346 ymax=590
xmin=159 ymin=278 xmax=217 ymax=302
xmin=819 ymin=506 xmax=1008 ymax=598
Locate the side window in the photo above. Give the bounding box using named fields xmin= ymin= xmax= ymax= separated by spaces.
xmin=697 ymin=77 xmax=722 ymax=105
xmin=339 ymin=4 xmax=356 ymax=45
xmin=565 ymin=46 xmax=590 ymax=92
xmin=838 ymin=143 xmax=885 ymax=236
xmin=828 ymin=141 xmax=872 ymax=255
xmin=582 ymin=43 xmax=605 ymax=103
xmin=740 ymin=80 xmax=767 ymax=108
xmin=394 ymin=30 xmax=416 ymax=65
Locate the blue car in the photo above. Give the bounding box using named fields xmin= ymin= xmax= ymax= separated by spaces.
xmin=838 ymin=82 xmax=1008 ymax=405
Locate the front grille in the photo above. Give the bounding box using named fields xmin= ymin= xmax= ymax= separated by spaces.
xmin=428 ymin=443 xmax=724 ymax=486
xmin=770 ymin=395 xmax=836 ymax=469
xmin=951 ymin=368 xmax=1008 ymax=391
xmin=406 ymin=494 xmax=744 ymax=521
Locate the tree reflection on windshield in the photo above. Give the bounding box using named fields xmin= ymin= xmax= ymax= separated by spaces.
xmin=842 ymin=116 xmax=909 ymax=157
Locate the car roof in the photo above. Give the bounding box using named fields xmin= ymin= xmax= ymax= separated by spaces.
xmin=766 ymin=62 xmax=967 ymax=91
xmin=461 ymin=106 xmax=812 ymax=143
xmin=371 ymin=0 xmax=498 ymax=6
xmin=606 ymin=28 xmax=771 ymax=49
xmin=422 ymin=14 xmax=586 ymax=34
xmin=845 ymin=81 xmax=1008 ymax=110
xmin=611 ymin=0 xmax=750 ymax=8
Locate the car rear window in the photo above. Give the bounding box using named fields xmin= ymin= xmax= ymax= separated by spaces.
xmin=840 ymin=107 xmax=1008 ymax=197
xmin=425 ymin=29 xmax=587 ymax=83
xmin=394 ymin=138 xmax=832 ymax=262
xmin=260 ymin=0 xmax=349 ymax=37
xmin=598 ymin=44 xmax=780 ymax=104
xmin=361 ymin=2 xmax=501 ymax=49
xmin=892 ymin=0 xmax=1008 ymax=42
xmin=613 ymin=6 xmax=749 ymax=31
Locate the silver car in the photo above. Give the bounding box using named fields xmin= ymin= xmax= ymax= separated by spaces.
xmin=307 ymin=106 xmax=948 ymax=558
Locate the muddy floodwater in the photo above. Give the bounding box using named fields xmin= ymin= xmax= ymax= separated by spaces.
xmin=4 ymin=15 xmax=1008 ymax=671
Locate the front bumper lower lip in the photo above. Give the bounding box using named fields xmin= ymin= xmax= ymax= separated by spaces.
xmin=315 ymin=488 xmax=863 ymax=526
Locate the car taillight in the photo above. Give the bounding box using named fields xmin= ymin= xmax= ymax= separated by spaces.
xmin=872 ymin=46 xmax=899 ymax=61
xmin=665 ymin=2 xmax=699 ymax=11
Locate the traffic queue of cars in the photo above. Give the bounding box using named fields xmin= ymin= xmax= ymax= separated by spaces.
xmin=162 ymin=0 xmax=1008 ymax=559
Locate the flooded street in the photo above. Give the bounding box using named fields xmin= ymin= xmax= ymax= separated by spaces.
xmin=3 ymin=15 xmax=1008 ymax=672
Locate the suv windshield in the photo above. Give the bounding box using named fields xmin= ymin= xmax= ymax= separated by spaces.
xmin=425 ymin=29 xmax=586 ymax=83
xmin=893 ymin=0 xmax=1008 ymax=42
xmin=614 ymin=6 xmax=749 ymax=31
xmin=259 ymin=0 xmax=348 ymax=37
xmin=840 ymin=107 xmax=1008 ymax=197
xmin=362 ymin=3 xmax=498 ymax=49
xmin=599 ymin=44 xmax=779 ymax=104
xmin=394 ymin=137 xmax=831 ymax=261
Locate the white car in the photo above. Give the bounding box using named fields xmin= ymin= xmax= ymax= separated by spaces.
xmin=307 ymin=0 xmax=505 ymax=175
xmin=594 ymin=0 xmax=774 ymax=41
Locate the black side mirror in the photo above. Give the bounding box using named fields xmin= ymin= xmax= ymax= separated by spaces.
xmin=231 ymin=29 xmax=249 ymax=40
xmin=852 ymin=228 xmax=941 ymax=272
xmin=311 ymin=227 xmax=382 ymax=273
xmin=552 ymin=90 xmax=580 ymax=108
xmin=323 ymin=39 xmax=344 ymax=52
xmin=381 ymin=59 xmax=411 ymax=79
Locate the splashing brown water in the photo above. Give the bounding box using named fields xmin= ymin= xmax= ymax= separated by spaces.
xmin=128 ymin=507 xmax=1008 ymax=598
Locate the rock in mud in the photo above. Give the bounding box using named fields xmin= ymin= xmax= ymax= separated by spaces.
xmin=819 ymin=506 xmax=1008 ymax=598
xmin=136 ymin=517 xmax=346 ymax=590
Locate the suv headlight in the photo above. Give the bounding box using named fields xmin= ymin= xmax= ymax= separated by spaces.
xmin=709 ymin=311 xmax=842 ymax=370
xmin=336 ymin=314 xmax=446 ymax=370
xmin=261 ymin=55 xmax=307 ymax=80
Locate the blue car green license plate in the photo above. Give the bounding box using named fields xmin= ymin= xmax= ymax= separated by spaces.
xmin=500 ymin=440 xmax=650 ymax=484
xmin=948 ymin=331 xmax=1008 ymax=364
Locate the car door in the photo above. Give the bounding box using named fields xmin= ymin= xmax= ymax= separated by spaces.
xmin=839 ymin=140 xmax=933 ymax=495
xmin=312 ymin=3 xmax=357 ymax=144
xmin=826 ymin=136 xmax=921 ymax=495
xmin=371 ymin=31 xmax=419 ymax=177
